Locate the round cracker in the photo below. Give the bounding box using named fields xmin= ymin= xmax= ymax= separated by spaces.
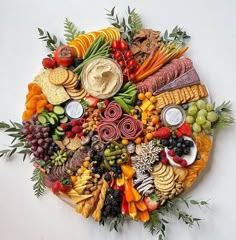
xmin=71 ymin=90 xmax=87 ymax=100
xmin=63 ymin=71 xmax=75 ymax=86
xmin=67 ymin=88 xmax=86 ymax=97
xmin=49 ymin=67 xmax=69 ymax=85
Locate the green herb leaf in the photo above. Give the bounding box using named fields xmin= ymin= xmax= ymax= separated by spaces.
xmin=64 ymin=18 xmax=85 ymax=43
xmin=31 ymin=168 xmax=46 ymax=198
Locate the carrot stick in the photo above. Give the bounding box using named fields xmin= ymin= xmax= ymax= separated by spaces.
xmin=175 ymin=47 xmax=189 ymax=59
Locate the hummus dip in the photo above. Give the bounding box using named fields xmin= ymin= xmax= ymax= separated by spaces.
xmin=81 ymin=58 xmax=123 ymax=99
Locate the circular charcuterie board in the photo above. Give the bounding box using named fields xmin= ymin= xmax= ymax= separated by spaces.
xmin=0 ymin=6 xmax=234 ymax=238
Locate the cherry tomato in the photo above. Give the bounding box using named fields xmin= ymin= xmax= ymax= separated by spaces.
xmin=135 ymin=64 xmax=140 ymax=72
xmin=129 ymin=73 xmax=136 ymax=81
xmin=128 ymin=64 xmax=137 ymax=73
xmin=127 ymin=59 xmax=137 ymax=67
xmin=124 ymin=50 xmax=133 ymax=60
xmin=112 ymin=40 xmax=120 ymax=51
xmin=123 ymin=68 xmax=129 ymax=76
xmin=113 ymin=50 xmax=123 ymax=60
xmin=120 ymin=40 xmax=128 ymax=51
xmin=118 ymin=60 xmax=126 ymax=69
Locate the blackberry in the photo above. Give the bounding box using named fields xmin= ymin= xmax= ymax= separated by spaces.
xmin=176 ymin=143 xmax=182 ymax=148
xmin=183 ymin=147 xmax=190 ymax=155
xmin=175 ymin=148 xmax=183 ymax=156
xmin=104 ymin=173 xmax=111 ymax=182
xmin=107 ymin=187 xmax=114 ymax=195
xmin=184 ymin=140 xmax=194 ymax=147
xmin=177 ymin=137 xmax=184 ymax=143
xmin=160 ymin=139 xmax=169 ymax=146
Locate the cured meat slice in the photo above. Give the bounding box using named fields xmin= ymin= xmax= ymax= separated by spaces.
xmin=118 ymin=115 xmax=143 ymax=140
xmin=97 ymin=122 xmax=121 ymax=142
xmin=101 ymin=101 xmax=122 ymax=122
xmin=136 ymin=58 xmax=195 ymax=94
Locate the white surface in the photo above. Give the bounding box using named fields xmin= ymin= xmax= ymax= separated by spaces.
xmin=0 ymin=0 xmax=236 ymax=240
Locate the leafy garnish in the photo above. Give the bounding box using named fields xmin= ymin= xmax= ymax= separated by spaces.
xmin=64 ymin=18 xmax=85 ymax=43
xmin=100 ymin=214 xmax=125 ymax=232
xmin=31 ymin=165 xmax=46 ymax=198
xmin=162 ymin=25 xmax=190 ymax=46
xmin=214 ymin=101 xmax=235 ymax=128
xmin=38 ymin=28 xmax=63 ymax=52
xmin=144 ymin=196 xmax=209 ymax=238
xmin=106 ymin=6 xmax=143 ymax=43
xmin=0 ymin=121 xmax=30 ymax=160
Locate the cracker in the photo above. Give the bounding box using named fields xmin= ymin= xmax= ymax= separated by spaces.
xmin=173 ymin=90 xmax=181 ymax=105
xmin=49 ymin=67 xmax=69 ymax=85
xmin=34 ymin=70 xmax=70 ymax=105
xmin=156 ymin=96 xmax=166 ymax=109
xmin=71 ymin=90 xmax=87 ymax=100
xmin=164 ymin=92 xmax=172 ymax=105
xmin=186 ymin=86 xmax=194 ymax=99
xmin=182 ymin=87 xmax=191 ymax=101
xmin=200 ymin=84 xmax=208 ymax=97
xmin=63 ymin=71 xmax=75 ymax=86
xmin=67 ymin=88 xmax=86 ymax=97
xmin=67 ymin=137 xmax=81 ymax=151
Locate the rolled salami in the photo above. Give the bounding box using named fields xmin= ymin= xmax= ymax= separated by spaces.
xmin=97 ymin=122 xmax=121 ymax=142
xmin=101 ymin=101 xmax=122 ymax=122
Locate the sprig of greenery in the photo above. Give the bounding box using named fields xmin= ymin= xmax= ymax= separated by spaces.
xmin=162 ymin=25 xmax=190 ymax=46
xmin=214 ymin=101 xmax=235 ymax=128
xmin=144 ymin=196 xmax=209 ymax=238
xmin=0 ymin=121 xmax=31 ymax=160
xmin=105 ymin=6 xmax=143 ymax=43
xmin=38 ymin=28 xmax=63 ymax=52
xmin=99 ymin=214 xmax=125 ymax=232
xmin=31 ymin=164 xmax=45 ymax=198
xmin=64 ymin=18 xmax=85 ymax=43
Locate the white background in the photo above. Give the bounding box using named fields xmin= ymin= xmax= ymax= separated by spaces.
xmin=0 ymin=0 xmax=236 ymax=239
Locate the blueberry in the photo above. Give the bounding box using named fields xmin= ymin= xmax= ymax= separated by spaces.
xmin=182 ymin=104 xmax=189 ymax=110
xmin=136 ymin=100 xmax=142 ymax=106
xmin=161 ymin=139 xmax=169 ymax=146
xmin=175 ymin=148 xmax=183 ymax=156
xmin=181 ymin=144 xmax=186 ymax=149
xmin=172 ymin=139 xmax=177 ymax=147
xmin=107 ymin=187 xmax=114 ymax=195
xmin=183 ymin=147 xmax=190 ymax=154
xmin=177 ymin=142 xmax=182 ymax=148
xmin=104 ymin=173 xmax=111 ymax=182
xmin=177 ymin=137 xmax=184 ymax=143
xmin=116 ymin=168 xmax=122 ymax=174
xmin=113 ymin=173 xmax=119 ymax=179
xmin=184 ymin=140 xmax=194 ymax=147
xmin=111 ymin=166 xmax=117 ymax=172
xmin=133 ymin=109 xmax=140 ymax=115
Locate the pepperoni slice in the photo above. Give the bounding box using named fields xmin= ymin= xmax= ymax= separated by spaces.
xmin=118 ymin=115 xmax=143 ymax=140
xmin=97 ymin=122 xmax=121 ymax=142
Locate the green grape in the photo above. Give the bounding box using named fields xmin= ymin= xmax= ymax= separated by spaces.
xmin=192 ymin=132 xmax=198 ymax=138
xmin=193 ymin=123 xmax=202 ymax=133
xmin=206 ymin=103 xmax=214 ymax=112
xmin=202 ymin=120 xmax=212 ymax=129
xmin=197 ymin=109 xmax=207 ymax=117
xmin=186 ymin=116 xmax=195 ymax=124
xmin=188 ymin=102 xmax=196 ymax=106
xmin=204 ymin=129 xmax=212 ymax=135
xmin=196 ymin=116 xmax=206 ymax=125
xmin=196 ymin=99 xmax=206 ymax=109
xmin=187 ymin=105 xmax=198 ymax=116
xmin=207 ymin=111 xmax=219 ymax=122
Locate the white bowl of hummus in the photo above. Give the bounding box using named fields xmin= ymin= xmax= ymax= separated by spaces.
xmin=81 ymin=57 xmax=123 ymax=99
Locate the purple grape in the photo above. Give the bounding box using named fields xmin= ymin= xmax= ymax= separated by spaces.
xmin=21 ymin=128 xmax=29 ymax=135
xmin=42 ymin=127 xmax=50 ymax=133
xmin=28 ymin=125 xmax=34 ymax=133
xmin=43 ymin=132 xmax=49 ymax=138
xmin=42 ymin=142 xmax=49 ymax=149
xmin=31 ymin=139 xmax=38 ymax=146
xmin=26 ymin=134 xmax=34 ymax=141
xmin=37 ymin=146 xmax=44 ymax=154
xmin=45 ymin=138 xmax=52 ymax=143
xmin=31 ymin=145 xmax=37 ymax=152
xmin=35 ymin=132 xmax=43 ymax=139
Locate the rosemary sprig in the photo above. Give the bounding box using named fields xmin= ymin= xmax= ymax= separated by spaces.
xmin=214 ymin=101 xmax=235 ymax=128
xmin=0 ymin=121 xmax=30 ymax=160
xmin=162 ymin=25 xmax=190 ymax=46
xmin=105 ymin=6 xmax=143 ymax=43
xmin=64 ymin=18 xmax=85 ymax=43
xmin=99 ymin=214 xmax=125 ymax=232
xmin=38 ymin=28 xmax=63 ymax=52
xmin=144 ymin=196 xmax=209 ymax=238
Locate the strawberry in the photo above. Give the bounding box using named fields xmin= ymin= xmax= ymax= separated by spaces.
xmin=180 ymin=159 xmax=188 ymax=167
xmin=77 ymin=132 xmax=84 ymax=138
xmin=168 ymin=149 xmax=175 ymax=157
xmin=152 ymin=127 xmax=171 ymax=139
xmin=175 ymin=129 xmax=183 ymax=138
xmin=51 ymin=180 xmax=71 ymax=194
xmin=84 ymin=96 xmax=99 ymax=108
xmin=161 ymin=158 xmax=169 ymax=165
xmin=71 ymin=125 xmax=82 ymax=133
xmin=144 ymin=194 xmax=159 ymax=212
xmin=177 ymin=122 xmax=192 ymax=137
xmin=66 ymin=131 xmax=75 ymax=138
xmin=42 ymin=57 xmax=56 ymax=69
xmin=60 ymin=123 xmax=68 ymax=131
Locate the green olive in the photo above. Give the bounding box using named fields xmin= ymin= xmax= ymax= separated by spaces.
xmin=109 ymin=160 xmax=115 ymax=166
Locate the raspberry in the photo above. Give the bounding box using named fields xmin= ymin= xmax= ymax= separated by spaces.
xmin=66 ymin=131 xmax=75 ymax=138
xmin=161 ymin=158 xmax=169 ymax=165
xmin=173 ymin=156 xmax=182 ymax=164
xmin=60 ymin=123 xmax=68 ymax=131
xmin=70 ymin=119 xmax=81 ymax=127
xmin=71 ymin=126 xmax=82 ymax=133
xmin=42 ymin=57 xmax=56 ymax=69
xmin=77 ymin=132 xmax=84 ymax=138
xmin=159 ymin=150 xmax=166 ymax=159
xmin=168 ymin=149 xmax=175 ymax=157
xmin=78 ymin=118 xmax=86 ymax=125
xmin=180 ymin=159 xmax=188 ymax=167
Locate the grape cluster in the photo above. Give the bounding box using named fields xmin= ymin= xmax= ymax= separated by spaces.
xmin=21 ymin=116 xmax=53 ymax=161
xmin=102 ymin=187 xmax=122 ymax=218
xmin=185 ymin=100 xmax=219 ymax=135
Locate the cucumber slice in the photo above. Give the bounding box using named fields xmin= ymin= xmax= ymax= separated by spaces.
xmin=38 ymin=114 xmax=47 ymax=125
xmin=49 ymin=113 xmax=59 ymax=123
xmin=48 ymin=117 xmax=56 ymax=125
xmin=55 ymin=128 xmax=65 ymax=136
xmin=52 ymin=134 xmax=62 ymax=141
xmin=60 ymin=116 xmax=68 ymax=123
xmin=53 ymin=106 xmax=65 ymax=115
xmin=58 ymin=114 xmax=65 ymax=119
